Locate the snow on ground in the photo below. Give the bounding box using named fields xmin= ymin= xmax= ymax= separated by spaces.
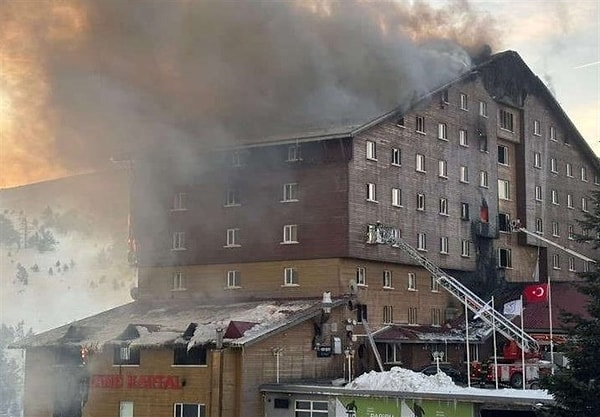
xmin=347 ymin=367 xmax=554 ymax=400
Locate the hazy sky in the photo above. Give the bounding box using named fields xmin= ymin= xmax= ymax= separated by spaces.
xmin=462 ymin=0 xmax=599 ymax=155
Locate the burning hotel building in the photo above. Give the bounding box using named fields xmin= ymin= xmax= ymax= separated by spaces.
xmin=13 ymin=51 xmax=599 ymax=416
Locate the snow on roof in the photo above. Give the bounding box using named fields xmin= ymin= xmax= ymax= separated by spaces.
xmin=12 ymin=299 xmax=332 ymax=351
xmin=374 ymin=320 xmax=491 ymax=344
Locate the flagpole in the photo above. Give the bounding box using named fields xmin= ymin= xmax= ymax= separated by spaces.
xmin=520 ymin=295 xmax=526 ymax=390
xmin=465 ymin=295 xmax=471 ymax=388
xmin=548 ymin=273 xmax=554 ymax=374
xmin=492 ymin=296 xmax=499 ymax=389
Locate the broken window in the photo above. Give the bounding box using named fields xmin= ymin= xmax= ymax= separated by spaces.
xmin=113 ymin=346 xmax=140 ymax=366
xmin=173 ymin=345 xmax=207 ymax=366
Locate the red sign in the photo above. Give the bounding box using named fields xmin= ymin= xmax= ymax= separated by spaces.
xmin=91 ymin=375 xmax=180 ymax=390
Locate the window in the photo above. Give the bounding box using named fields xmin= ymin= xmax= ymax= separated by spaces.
xmin=287 ymin=144 xmax=301 ymax=162
xmin=120 ymin=402 xmax=134 ymax=417
xmin=498 ymin=179 xmax=510 ymax=200
xmin=535 ymin=218 xmax=543 ymax=234
xmin=392 ymin=188 xmax=402 ymax=207
xmin=172 ymin=193 xmax=187 ymax=211
xmin=439 ymin=236 xmax=449 ymax=254
xmin=416 ymin=116 xmax=425 ymax=133
xmin=551 ymin=189 xmax=559 ymax=205
xmin=295 ymin=400 xmax=328 ymax=416
xmin=172 ymin=232 xmax=186 ymax=250
xmin=173 ymin=345 xmax=207 ymax=366
xmin=174 ymin=404 xmax=205 ymax=417
xmin=533 ymin=120 xmax=541 ymax=136
xmin=231 ymin=151 xmax=243 ymax=167
xmin=479 ymin=171 xmax=489 ymax=188
xmin=408 ymin=272 xmax=417 ymax=290
xmin=383 ymin=306 xmax=394 ymax=324
xmin=391 ymin=148 xmax=401 ymax=166
xmin=568 ymin=224 xmax=575 ymax=240
xmin=564 ymin=135 xmax=571 ymax=146
xmin=459 ymin=129 xmax=468 ymax=147
xmin=357 ymin=304 xmax=368 ymax=322
xmin=459 ymin=93 xmax=468 ymax=110
xmin=498 ymin=248 xmax=512 ymax=268
xmin=498 ymin=213 xmax=510 ymax=232
xmin=499 ymin=109 xmax=514 ymax=132
xmin=366 ymin=183 xmax=377 ymax=202
xmin=479 ymin=101 xmax=488 ymax=117
xmin=283 ymin=183 xmax=298 ymax=202
xmin=356 ymin=267 xmax=366 ymax=286
xmin=431 ymin=308 xmax=442 ymax=326
xmin=226 ymin=228 xmax=240 ymax=247
xmin=438 ymin=159 xmax=448 ymax=178
xmin=408 ymin=307 xmax=418 ymax=325
xmin=366 ymin=140 xmax=377 ymax=160
xmin=550 ymin=126 xmax=556 ymax=141
xmin=396 ymin=117 xmax=405 ymax=127
xmin=550 ymin=158 xmax=558 ymax=173
xmin=552 ymin=254 xmax=561 ymax=270
xmin=438 ymin=123 xmax=448 ymax=140
xmin=569 ymin=257 xmax=576 ymax=272
xmin=113 ymin=346 xmax=140 ymax=366
xmin=566 ymin=163 xmax=573 ymax=177
xmin=225 ymin=187 xmax=240 ymax=206
xmin=385 ymin=343 xmax=402 ymax=364
xmin=460 ymin=166 xmax=469 ymax=183
xmin=567 ymin=193 xmax=574 ymax=208
xmin=431 ymin=275 xmax=439 ymax=292
xmin=438 ymin=198 xmax=448 ymax=216
xmin=283 ymin=267 xmax=298 ymax=286
xmin=581 ymin=167 xmax=588 ymax=182
xmin=533 ymin=152 xmax=541 ymax=168
xmin=479 ymin=134 xmax=488 ymax=152
xmin=227 ymin=270 xmax=241 ymax=288
xmin=535 ymin=185 xmax=542 ymax=201
xmin=417 ymin=233 xmax=427 ymax=251
xmin=461 ymin=240 xmax=471 ymax=257
xmin=416 ymin=154 xmax=426 ymax=172
xmin=383 ymin=270 xmax=393 ymax=288
xmin=582 ymin=197 xmax=589 ymax=212
xmin=552 ymin=222 xmax=560 ymax=237
xmin=441 ymin=89 xmax=449 ymax=103
xmin=584 ymin=261 xmax=591 ymax=273
xmin=282 ymin=225 xmax=298 ymax=243
xmin=460 ymin=202 xmax=470 ymax=220
xmin=173 ymin=271 xmax=185 ymax=290
xmin=416 ymin=193 xmax=426 ymax=211
xmin=498 ymin=145 xmax=509 ymax=165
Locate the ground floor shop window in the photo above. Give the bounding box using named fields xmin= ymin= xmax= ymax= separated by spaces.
xmin=174 ymin=403 xmax=205 ymax=417
xmin=295 ymin=400 xmax=328 ymax=416
xmin=120 ymin=401 xmax=133 ymax=417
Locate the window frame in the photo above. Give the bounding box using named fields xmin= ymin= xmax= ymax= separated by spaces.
xmin=172 ymin=192 xmax=187 ymax=211
xmin=282 ymin=183 xmax=299 ymax=202
xmin=439 ymin=236 xmax=449 ymax=254
xmin=391 ymin=148 xmax=402 ymax=166
xmin=113 ymin=345 xmax=140 ymax=366
xmin=366 ymin=140 xmax=377 ymax=160
xmin=356 ymin=267 xmax=367 ymax=286
xmin=416 ymin=116 xmax=426 ymax=134
xmin=459 ymin=129 xmax=468 ymax=147
xmin=533 ymin=120 xmax=541 ymax=136
xmin=383 ymin=305 xmax=394 ymax=324
xmin=225 ymin=187 xmax=240 ymax=207
xmin=172 ymin=231 xmax=186 ymax=251
xmin=226 ymin=270 xmax=241 ymax=288
xmin=479 ymin=101 xmax=488 ymax=117
xmin=366 ymin=183 xmax=377 ymax=202
xmin=498 ymin=179 xmax=510 ymax=200
xmin=438 ymin=159 xmax=448 ymax=178
xmin=407 ymin=272 xmax=417 ymax=291
xmin=498 ymin=248 xmax=512 ymax=269
xmin=533 ymin=152 xmax=542 ymax=168
xmin=226 ymin=228 xmax=240 ymax=247
xmin=461 ymin=240 xmax=471 ymax=258
xmin=459 ymin=93 xmax=468 ymax=111
xmin=408 ymin=307 xmax=418 ymax=325
xmin=438 ymin=122 xmax=448 ymax=141
xmin=294 ymin=400 xmax=328 ymax=416
xmin=416 ymin=193 xmax=426 ymax=211
xmin=460 ymin=166 xmax=469 ymax=183
xmin=499 ymin=109 xmax=514 ymax=132
xmin=479 ymin=171 xmax=489 ymax=188
xmin=383 ymin=270 xmax=393 ymax=289
xmin=439 ymin=197 xmax=448 ymax=216
xmin=172 ymin=271 xmax=185 ymax=291
xmin=416 ymin=154 xmax=426 ymax=172
xmin=417 ymin=233 xmax=427 ymax=251
xmin=498 ymin=145 xmax=509 ymax=165
xmin=282 ymin=224 xmax=298 ymax=244
xmin=174 ymin=403 xmax=205 ymax=417
xmin=391 ymin=188 xmax=403 ymax=207
xmin=460 ymin=202 xmax=470 ymax=220
xmin=283 ymin=267 xmax=298 ymax=286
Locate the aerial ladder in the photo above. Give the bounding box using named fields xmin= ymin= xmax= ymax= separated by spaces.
xmin=365 ymin=222 xmax=540 ymax=353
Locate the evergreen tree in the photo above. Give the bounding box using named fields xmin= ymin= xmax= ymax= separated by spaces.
xmin=541 ymin=190 xmax=600 ymax=416
xmin=0 ymin=214 xmax=20 ymax=247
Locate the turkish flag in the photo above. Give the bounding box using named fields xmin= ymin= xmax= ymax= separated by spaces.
xmin=524 ymin=284 xmax=549 ymax=303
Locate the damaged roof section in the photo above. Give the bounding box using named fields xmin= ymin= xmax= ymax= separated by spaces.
xmin=12 ymin=299 xmax=344 ymax=351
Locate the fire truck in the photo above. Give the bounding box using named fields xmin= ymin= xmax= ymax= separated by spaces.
xmin=365 ymin=221 xmax=595 ymax=389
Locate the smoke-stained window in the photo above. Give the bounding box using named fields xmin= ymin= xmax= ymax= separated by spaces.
xmin=479 ymin=101 xmax=488 ymax=117
xmin=396 ymin=117 xmax=405 ymax=127
xmin=225 ymin=187 xmax=240 ymax=207
xmin=415 ymin=116 xmax=425 ymax=134
xmin=173 ymin=345 xmax=207 ymax=366
xmin=498 ymin=213 xmax=510 ymax=232
xmin=459 ymin=93 xmax=468 ymax=110
xmin=113 ymin=346 xmax=140 ymax=366
xmin=498 ymin=248 xmax=512 ymax=268
xmin=441 ymin=89 xmax=449 ymax=103
xmin=416 ymin=193 xmax=426 ymax=211
xmin=499 ymin=109 xmax=514 ymax=132
xmin=172 ymin=232 xmax=186 ymax=250
xmin=498 ymin=145 xmax=509 ymax=165
xmin=172 ymin=192 xmax=187 ymax=211
xmin=287 ymin=144 xmax=301 ymax=162
xmin=173 ymin=271 xmax=185 ymax=290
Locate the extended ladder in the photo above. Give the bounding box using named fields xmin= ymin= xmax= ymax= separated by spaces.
xmin=361 ymin=319 xmax=384 ymax=372
xmin=366 ymin=223 xmax=539 ymax=353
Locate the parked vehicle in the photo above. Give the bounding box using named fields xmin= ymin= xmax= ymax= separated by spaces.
xmin=418 ymin=364 xmax=467 ymax=384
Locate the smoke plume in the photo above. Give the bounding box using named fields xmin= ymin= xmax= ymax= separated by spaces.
xmin=0 ymin=0 xmax=499 ymax=187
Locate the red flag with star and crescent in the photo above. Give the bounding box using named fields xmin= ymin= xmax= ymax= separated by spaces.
xmin=523 ymin=284 xmax=549 ymax=303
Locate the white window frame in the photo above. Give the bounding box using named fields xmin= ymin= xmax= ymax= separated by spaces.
xmin=568 ymin=257 xmax=576 ymax=272
xmin=439 ymin=197 xmax=448 ymax=216
xmin=366 ymin=183 xmax=377 ymax=202
xmin=567 ymin=193 xmax=574 ymax=208
xmin=287 ymin=144 xmax=301 ymax=162
xmin=172 ymin=232 xmax=186 ymax=251
xmin=480 ymin=171 xmax=489 ymax=188
xmin=582 ymin=197 xmax=589 ymax=212
xmin=460 ymin=202 xmax=470 ymax=220
xmin=479 ymin=101 xmax=488 ymax=117
xmin=172 ymin=192 xmax=187 ymax=211
xmin=441 ymin=89 xmax=449 ymax=103
xmin=459 ymin=129 xmax=468 ymax=147
xmin=568 ymin=224 xmax=575 ymax=240
xmin=383 ymin=270 xmax=393 ymax=289
xmin=535 ymin=185 xmax=543 ymax=201
xmin=498 ymin=248 xmax=512 ymax=268
xmin=533 ymin=152 xmax=541 ymax=168
xmin=227 ymin=270 xmax=241 ymax=288
xmin=439 ymin=236 xmax=449 ymax=254
xmin=498 ymin=179 xmax=510 ymax=200
xmin=566 ymin=163 xmax=573 ymax=177
xmin=416 ymin=154 xmax=426 ymax=172
xmin=283 ymin=267 xmax=298 ymax=286
xmin=431 ymin=308 xmax=442 ymax=327
xmin=120 ymin=401 xmax=134 ymax=417
xmin=385 ymin=343 xmax=402 ymax=364
xmin=172 ymin=271 xmax=185 ymax=291
xmin=416 ymin=193 xmax=426 ymax=211
xmin=460 ymin=166 xmax=469 ymax=183
xmin=356 ymin=267 xmax=367 ymax=286
xmin=391 ymin=148 xmax=401 ymax=166
xmin=438 ymin=123 xmax=448 ymax=140
xmin=551 ymin=189 xmax=559 ymax=205
xmin=366 ymin=140 xmax=377 ymax=160
xmin=282 ymin=183 xmax=298 ymax=202
xmin=416 ymin=116 xmax=426 ymax=134
xmin=552 ymin=254 xmax=561 ymax=270
xmin=550 ymin=158 xmax=558 ymax=173
xmin=282 ymin=224 xmax=298 ymax=244
xmin=391 ymin=188 xmax=402 ymax=207
xmin=438 ymin=159 xmax=448 ymax=178
xmin=552 ymin=222 xmax=560 ymax=237
xmin=461 ymin=240 xmax=471 ymax=258
xmin=498 ymin=145 xmax=509 ymax=165
xmin=408 ymin=307 xmax=418 ymax=325
xmin=383 ymin=305 xmax=394 ymax=324
xmin=417 ymin=233 xmax=427 ymax=251
xmin=226 ymin=228 xmax=240 ymax=247
xmin=535 ymin=218 xmax=543 ymax=234
xmin=581 ymin=166 xmax=588 ymax=182
xmin=459 ymin=93 xmax=468 ymax=111
xmin=499 ymin=109 xmax=514 ymax=132
xmin=174 ymin=404 xmax=205 ymax=417
xmin=294 ymin=400 xmax=328 ymax=416
xmin=533 ymin=120 xmax=541 ymax=136
xmin=407 ymin=272 xmax=417 ymax=291
xmin=550 ymin=126 xmax=557 ymax=141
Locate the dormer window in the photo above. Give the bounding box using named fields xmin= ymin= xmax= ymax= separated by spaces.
xmin=113 ymin=345 xmax=140 ymax=366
